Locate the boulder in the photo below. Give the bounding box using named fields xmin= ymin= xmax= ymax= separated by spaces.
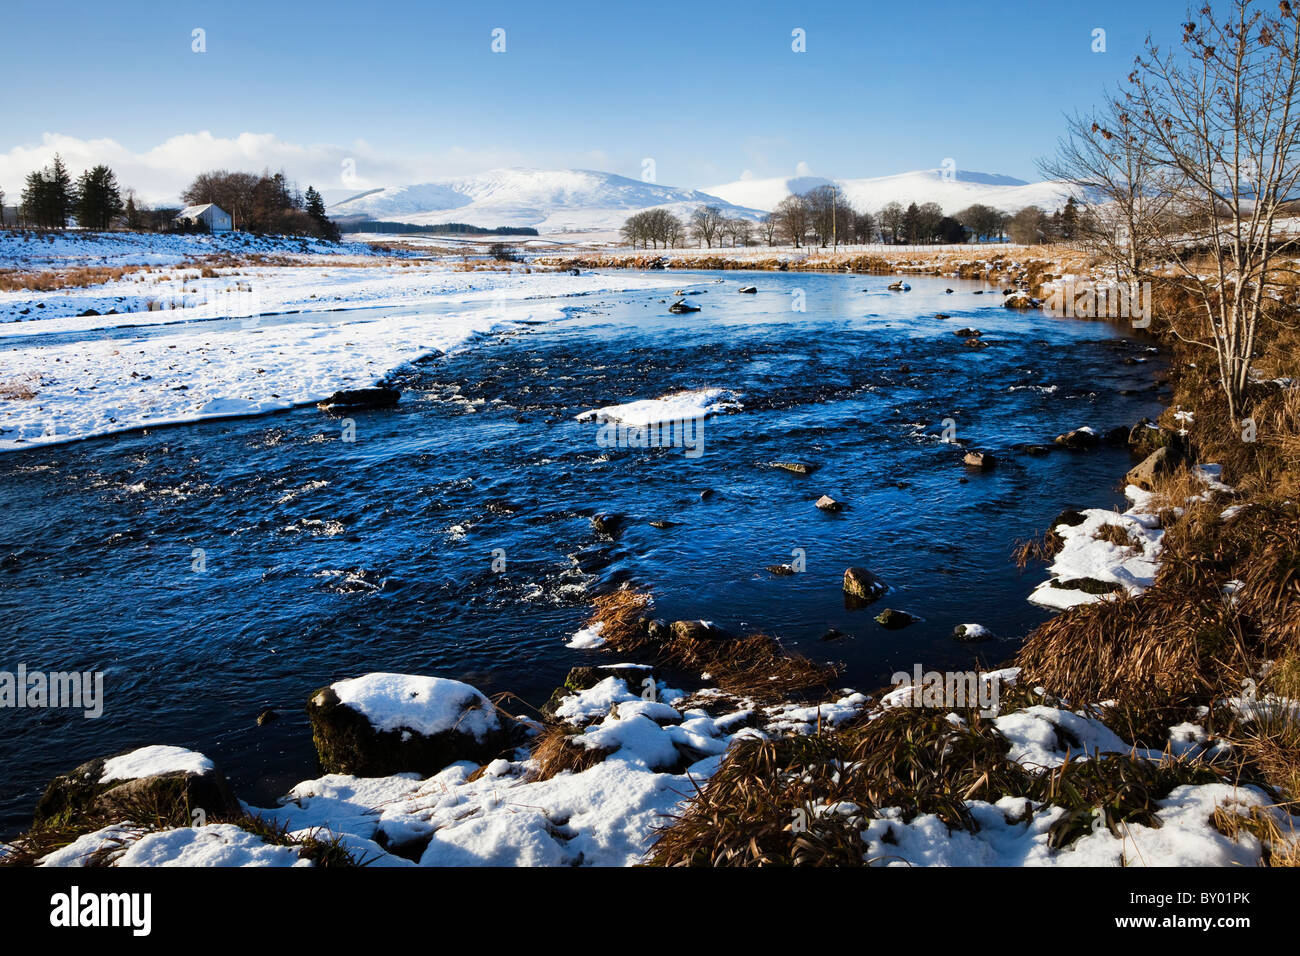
xmin=317 ymin=386 xmax=400 ymax=410
xmin=668 ymin=299 xmax=701 ymax=314
xmin=1053 ymin=509 xmax=1088 ymax=528
xmin=767 ymin=563 xmax=798 ymax=576
xmin=1055 ymin=427 xmax=1100 ymax=450
xmin=669 ymin=620 xmax=732 ymax=643
xmin=874 ymin=608 xmax=916 ymax=629
xmin=1125 ymin=447 xmax=1174 ymax=491
xmin=771 ymin=461 xmax=818 ymax=475
xmin=887 ymin=281 xmax=911 ymax=291
xmin=737 ymin=286 xmax=758 ymax=294
xmin=34 ymin=746 xmax=241 ymax=829
xmin=843 ymin=567 xmax=887 ymax=603
xmin=965 ymin=337 xmax=989 ymax=349
xmin=815 ymin=494 xmax=843 ymax=512
xmin=954 ymin=328 xmax=982 ymax=337
xmin=307 ymin=674 xmax=508 ymax=777
xmin=542 ymin=665 xmax=655 ymax=717
xmin=1128 ymin=419 xmax=1182 ymax=458
xmin=952 ymin=623 xmax=994 ymax=643
xmin=591 ymin=513 xmax=625 ymax=537
xmin=964 ymin=450 xmax=995 ymax=469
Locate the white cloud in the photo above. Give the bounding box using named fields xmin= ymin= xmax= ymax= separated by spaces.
xmin=0 ymin=132 xmax=528 ymax=205
xmin=794 ymin=160 xmax=812 ymax=177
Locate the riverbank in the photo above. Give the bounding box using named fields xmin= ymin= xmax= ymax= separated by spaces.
xmin=2 ymin=239 xmax=1296 ymax=866
xmin=533 ymin=243 xmax=1093 ymax=290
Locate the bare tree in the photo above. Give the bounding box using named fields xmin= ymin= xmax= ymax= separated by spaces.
xmin=772 ymin=194 xmax=810 ymax=247
xmin=1124 ymin=0 xmax=1300 ymax=419
xmin=1006 ymin=206 xmax=1048 ymax=244
xmin=878 ymin=201 xmax=905 ymax=244
xmin=956 ymin=204 xmax=1006 ymax=243
xmin=759 ymin=213 xmax=778 ymax=246
xmin=1041 ymin=94 xmax=1171 ymax=284
xmin=689 ymin=204 xmax=725 ymax=248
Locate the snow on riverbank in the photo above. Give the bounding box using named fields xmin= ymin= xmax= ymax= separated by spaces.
xmin=0 ymin=229 xmax=386 ymax=272
xmin=575 ymin=388 xmax=743 ymax=426
xmin=30 ymin=670 xmax=1289 ymax=867
xmin=1028 ymin=485 xmax=1164 ymax=610
xmin=0 ymin=266 xmax=683 ymax=453
xmin=1029 ymin=466 xmax=1235 ymax=611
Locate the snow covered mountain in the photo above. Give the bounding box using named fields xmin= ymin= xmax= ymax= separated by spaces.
xmin=328 ymin=166 xmax=1073 ymax=235
xmin=328 ymin=168 xmax=766 ymax=233
xmin=704 ymin=169 xmax=1074 ymax=216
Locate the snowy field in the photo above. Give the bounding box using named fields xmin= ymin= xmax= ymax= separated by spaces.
xmin=0 ymin=231 xmax=683 ymax=452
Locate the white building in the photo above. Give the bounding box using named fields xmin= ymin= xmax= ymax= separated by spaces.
xmin=175 ymin=203 xmax=233 ymax=233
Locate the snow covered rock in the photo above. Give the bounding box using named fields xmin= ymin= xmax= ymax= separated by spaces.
xmin=541 ymin=665 xmax=657 ymax=719
xmin=1054 ymin=427 xmax=1100 ymax=450
xmin=307 ymin=674 xmax=507 ymax=776
xmin=952 ymin=623 xmax=994 ymax=643
xmin=34 ymin=745 xmax=240 ymax=828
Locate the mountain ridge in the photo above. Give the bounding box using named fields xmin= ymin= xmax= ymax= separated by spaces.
xmin=328 ymin=166 xmax=1073 ymax=234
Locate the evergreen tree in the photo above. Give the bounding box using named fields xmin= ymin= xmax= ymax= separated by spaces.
xmin=20 ymin=155 xmax=75 ymax=228
xmin=125 ymin=191 xmax=143 ymax=231
xmin=1061 ymin=197 xmax=1079 ymax=240
xmin=75 ymin=165 xmax=124 ymax=231
xmin=304 ymin=185 xmax=339 ymax=241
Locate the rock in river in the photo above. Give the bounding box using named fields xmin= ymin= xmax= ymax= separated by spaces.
xmin=874 ymin=608 xmax=916 ymax=629
xmin=843 ymin=566 xmax=887 ymax=602
xmin=317 ymin=386 xmax=401 ymax=410
xmin=34 ymin=745 xmax=241 ymax=829
xmin=307 ymin=673 xmax=508 ymax=777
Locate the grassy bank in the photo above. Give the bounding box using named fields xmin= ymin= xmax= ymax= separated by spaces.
xmin=630 ymin=266 xmax=1300 ymax=866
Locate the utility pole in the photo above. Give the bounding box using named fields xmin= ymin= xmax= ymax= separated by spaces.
xmin=831 ymin=183 xmax=838 ymax=251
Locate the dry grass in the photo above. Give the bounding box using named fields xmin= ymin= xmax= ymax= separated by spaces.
xmin=585 ymin=587 xmax=837 ymax=703
xmin=647 ymin=700 xmax=1229 ymax=866
xmin=0 ymin=374 xmax=40 ymax=401
xmin=1212 ymin=803 xmax=1300 ymax=867
xmin=1094 ymin=522 xmax=1137 ymax=549
xmin=0 ymin=265 xmax=142 ymax=292
xmin=525 ymin=725 xmax=615 ymax=782
xmin=1012 ymin=529 xmax=1063 ymax=569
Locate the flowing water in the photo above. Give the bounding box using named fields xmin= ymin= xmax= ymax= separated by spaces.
xmin=0 ymin=269 xmax=1168 ymax=835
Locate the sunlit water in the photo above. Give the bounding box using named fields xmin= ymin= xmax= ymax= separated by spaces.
xmin=0 ymin=269 xmax=1167 ymax=835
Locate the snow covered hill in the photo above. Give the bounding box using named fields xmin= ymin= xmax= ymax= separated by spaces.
xmin=328 ymin=168 xmax=766 ymax=233
xmin=327 ymin=166 xmax=1074 ymax=236
xmin=705 ymin=168 xmax=1074 ymax=216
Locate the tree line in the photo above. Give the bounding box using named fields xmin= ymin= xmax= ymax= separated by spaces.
xmin=16 ymin=154 xmax=127 ymax=231
xmin=179 ymin=169 xmax=338 ymax=240
xmin=621 ymin=187 xmax=1084 ymax=249
xmin=5 ymin=154 xmax=339 ymax=240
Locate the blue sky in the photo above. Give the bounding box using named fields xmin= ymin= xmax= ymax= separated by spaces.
xmin=1 ymin=0 xmax=1191 ymax=198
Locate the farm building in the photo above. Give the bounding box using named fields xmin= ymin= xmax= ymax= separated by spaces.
xmin=174 ymin=203 xmax=233 ymax=233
